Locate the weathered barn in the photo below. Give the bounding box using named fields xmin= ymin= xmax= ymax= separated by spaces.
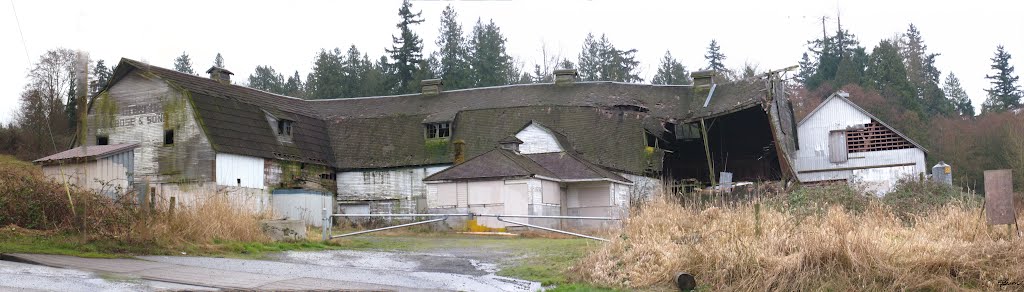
xmin=72 ymin=58 xmax=798 ymax=220
xmin=794 ymin=91 xmax=928 ymax=195
xmin=34 ymin=143 xmax=138 ymax=198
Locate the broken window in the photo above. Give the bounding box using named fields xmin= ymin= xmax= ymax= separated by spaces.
xmin=277 ymin=119 xmax=293 ymax=136
xmin=675 ymin=123 xmax=702 ymax=140
xmin=828 ymin=130 xmax=847 ymax=163
xmin=96 ymin=135 xmax=109 ymax=145
xmin=425 ymin=122 xmax=451 ymax=139
xmin=164 ymin=130 xmax=174 ymax=145
xmin=845 ymin=120 xmax=913 ymax=153
xmin=645 ymin=132 xmax=658 ymax=148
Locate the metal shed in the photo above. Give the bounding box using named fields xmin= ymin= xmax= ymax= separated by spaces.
xmin=33 ymin=143 xmax=138 ymax=198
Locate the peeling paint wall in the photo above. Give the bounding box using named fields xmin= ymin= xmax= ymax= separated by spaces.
xmin=89 ymin=72 xmax=215 ymax=187
xmin=337 ymin=165 xmax=449 ymax=213
xmin=516 ymin=124 xmax=564 ymax=154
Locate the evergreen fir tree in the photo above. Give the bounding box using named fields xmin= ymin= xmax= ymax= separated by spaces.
xmin=577 ymin=33 xmax=641 ymax=82
xmin=386 ymin=0 xmax=425 ymax=93
xmin=213 ymin=53 xmax=225 ymax=68
xmin=796 ymin=52 xmax=816 ymax=83
xmin=865 ymin=39 xmax=918 ymax=112
xmin=173 ymin=52 xmax=195 ymax=74
xmin=982 ymin=45 xmax=1022 ymax=113
xmin=436 ymin=5 xmax=472 ymax=90
xmin=943 ymin=73 xmax=974 ymax=116
xmin=899 ymin=24 xmax=952 ymax=116
xmin=306 ymin=48 xmax=345 ymax=99
xmin=652 ymin=50 xmax=690 ymax=85
xmin=704 ymin=39 xmax=727 ymax=72
xmin=247 ymin=65 xmax=285 ymax=94
xmin=469 ymin=19 xmax=513 ymax=87
xmin=65 ymin=69 xmax=77 ymax=127
xmin=90 ymin=59 xmax=112 ymax=97
xmin=283 ymin=71 xmax=304 ymax=98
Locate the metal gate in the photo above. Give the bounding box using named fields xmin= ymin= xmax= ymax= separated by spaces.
xmin=320 ymin=209 xmax=620 ymax=242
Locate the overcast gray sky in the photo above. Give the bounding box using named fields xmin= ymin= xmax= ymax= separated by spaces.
xmin=2 ymin=0 xmax=1022 ymax=123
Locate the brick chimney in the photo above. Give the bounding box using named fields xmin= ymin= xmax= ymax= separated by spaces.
xmin=420 ymin=79 xmax=443 ymax=96
xmin=206 ymin=66 xmax=234 ymax=84
xmin=553 ymin=69 xmax=578 ymax=86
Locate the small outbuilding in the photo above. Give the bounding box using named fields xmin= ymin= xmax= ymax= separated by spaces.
xmin=424 ymin=130 xmax=632 ymax=230
xmin=794 ymin=91 xmax=928 ymax=195
xmin=33 ymin=143 xmax=138 ymax=198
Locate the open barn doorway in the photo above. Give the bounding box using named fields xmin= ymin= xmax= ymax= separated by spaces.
xmin=661 ymin=107 xmax=783 ymax=188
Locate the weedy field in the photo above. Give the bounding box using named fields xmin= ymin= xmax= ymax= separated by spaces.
xmin=572 ymin=183 xmax=1024 ymax=291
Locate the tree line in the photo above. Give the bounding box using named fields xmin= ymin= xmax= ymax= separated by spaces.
xmin=170 ymin=1 xmax=705 ymax=99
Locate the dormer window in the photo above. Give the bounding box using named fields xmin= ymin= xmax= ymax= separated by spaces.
xmin=425 ymin=122 xmax=450 ymax=139
xmin=277 ymin=119 xmax=293 ymax=136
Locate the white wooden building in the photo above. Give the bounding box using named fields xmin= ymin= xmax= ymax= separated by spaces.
xmin=34 ymin=143 xmax=138 ymax=198
xmin=794 ymin=91 xmax=928 ymax=195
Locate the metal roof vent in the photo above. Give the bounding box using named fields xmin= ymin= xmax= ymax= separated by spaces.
xmin=421 ymin=79 xmax=444 ymax=96
xmin=553 ymin=69 xmax=578 ymax=86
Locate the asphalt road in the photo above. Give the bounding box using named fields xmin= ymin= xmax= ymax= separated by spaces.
xmin=0 ymin=250 xmax=539 ymax=291
xmin=0 ymin=259 xmax=212 ymax=292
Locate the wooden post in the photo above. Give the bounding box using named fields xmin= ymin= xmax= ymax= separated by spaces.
xmin=169 ymin=196 xmax=176 ymax=218
xmin=700 ymin=119 xmax=716 ymax=188
xmin=754 ymin=203 xmax=762 ymax=237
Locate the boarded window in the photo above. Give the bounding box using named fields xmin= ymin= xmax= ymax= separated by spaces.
xmin=828 ymin=130 xmax=847 ymax=163
xmin=845 ymin=120 xmax=914 ymax=153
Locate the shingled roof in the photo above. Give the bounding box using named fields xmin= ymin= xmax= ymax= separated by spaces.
xmin=104 ymin=59 xmax=334 ymax=166
xmin=34 ymin=143 xmax=139 ymax=165
xmin=424 ymin=148 xmax=631 ymax=184
xmin=96 ymin=58 xmax=781 ymax=172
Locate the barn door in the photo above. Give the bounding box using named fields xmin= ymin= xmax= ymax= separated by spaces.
xmin=828 ymin=130 xmax=848 ymax=163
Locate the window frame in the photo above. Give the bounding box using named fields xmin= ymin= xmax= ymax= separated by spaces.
xmin=424 ymin=122 xmax=451 ymax=139
xmin=277 ymin=119 xmax=293 ymax=137
xmin=96 ymin=135 xmax=109 ymax=146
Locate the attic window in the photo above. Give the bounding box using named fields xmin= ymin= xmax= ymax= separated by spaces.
xmin=425 ymin=122 xmax=451 ymax=139
xmin=277 ymin=119 xmax=293 ymax=136
xmin=96 ymin=135 xmax=109 ymax=146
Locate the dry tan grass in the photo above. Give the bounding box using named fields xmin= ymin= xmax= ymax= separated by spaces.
xmin=573 ymin=197 xmax=1024 ymax=291
xmin=132 ymin=194 xmax=271 ymax=245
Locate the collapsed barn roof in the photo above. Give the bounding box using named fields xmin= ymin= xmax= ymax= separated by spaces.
xmin=96 ymin=58 xmax=796 ymax=178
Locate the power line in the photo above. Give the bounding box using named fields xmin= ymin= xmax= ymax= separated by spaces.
xmin=9 ymin=0 xmax=31 ymax=64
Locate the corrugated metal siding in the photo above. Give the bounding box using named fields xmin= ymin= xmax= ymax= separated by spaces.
xmin=40 ymin=150 xmax=134 ymax=198
xmin=216 ymin=153 xmax=265 ymax=189
xmin=794 ymin=97 xmax=927 ymax=191
xmin=271 ymin=189 xmax=332 ymax=226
